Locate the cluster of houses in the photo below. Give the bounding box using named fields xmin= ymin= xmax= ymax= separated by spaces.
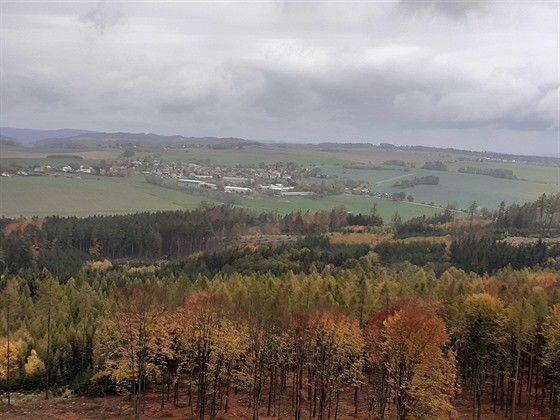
xmin=149 ymin=161 xmax=317 ymax=196
xmin=3 ymin=155 xmax=401 ymax=200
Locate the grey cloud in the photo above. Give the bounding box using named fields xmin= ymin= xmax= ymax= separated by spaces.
xmin=399 ymin=0 xmax=490 ymax=19
xmin=1 ymin=1 xmax=558 ymax=154
xmin=80 ymin=2 xmax=124 ymax=33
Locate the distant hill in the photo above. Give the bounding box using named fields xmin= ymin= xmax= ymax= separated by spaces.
xmin=1 ymin=127 xmax=557 ymax=165
xmin=0 ymin=134 xmax=22 ymax=147
xmin=35 ymin=132 xmax=260 ymax=148
xmin=0 ymin=127 xmax=261 ymax=148
xmin=395 ymin=145 xmax=559 ymax=165
xmin=0 ymin=127 xmax=96 ymax=145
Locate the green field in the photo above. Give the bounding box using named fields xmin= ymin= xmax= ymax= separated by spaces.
xmin=0 ymin=175 xmax=216 ymax=217
xmin=1 ymin=143 xmax=557 ymax=220
xmin=147 ymin=144 xmax=354 ymax=166
xmin=321 ymin=165 xmax=559 ymax=210
xmin=237 ymin=194 xmax=441 ymax=221
xmin=0 ymin=174 xmax=441 ymax=221
xmin=446 ymin=160 xmax=560 ymax=184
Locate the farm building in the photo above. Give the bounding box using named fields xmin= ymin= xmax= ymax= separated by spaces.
xmin=278 ymin=191 xmax=315 ymax=196
xmin=224 ymin=186 xmax=252 ymax=194
xmin=178 ymin=178 xmax=217 ymax=189
xmin=223 ymin=176 xmax=249 ymax=184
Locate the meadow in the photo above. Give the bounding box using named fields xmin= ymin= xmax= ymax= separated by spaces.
xmin=1 ymin=143 xmax=557 ymax=220
xmin=0 ymin=174 xmax=439 ymax=221
xmin=0 ymin=175 xmax=214 ymax=217
xmin=321 ymin=165 xmax=559 ymax=210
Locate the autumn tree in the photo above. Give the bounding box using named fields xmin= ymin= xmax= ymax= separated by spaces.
xmin=542 ymin=304 xmax=560 ymax=419
xmin=174 ymin=291 xmax=248 ymax=420
xmin=509 ymin=298 xmax=537 ymax=419
xmin=366 ymin=299 xmax=459 ymax=420
xmin=95 ymin=283 xmax=169 ymax=420
xmin=35 ymin=274 xmax=66 ymax=400
xmin=0 ymin=280 xmax=19 ymax=405
xmin=308 ymin=309 xmax=364 ymax=420
xmin=454 ymin=293 xmax=509 ymax=420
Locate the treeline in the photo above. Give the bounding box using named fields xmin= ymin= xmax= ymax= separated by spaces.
xmin=0 ymin=206 xmax=382 ymax=278
xmin=459 ymin=166 xmax=517 ymax=179
xmin=392 ymin=194 xmax=560 ymax=237
xmin=392 ymin=175 xmax=439 ymax=188
xmin=296 ymin=179 xmax=368 ymax=196
xmin=1 ymin=261 xmax=560 ymax=419
xmin=394 ymin=206 xmax=456 ymax=238
xmin=449 ymin=235 xmax=558 ymax=275
xmin=422 ymin=161 xmax=448 ymax=171
xmin=495 ymin=193 xmax=560 ymax=232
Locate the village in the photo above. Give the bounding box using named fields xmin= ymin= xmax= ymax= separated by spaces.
xmin=1 ymin=152 xmax=416 ymax=201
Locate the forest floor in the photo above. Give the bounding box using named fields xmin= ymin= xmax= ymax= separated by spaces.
xmin=0 ymin=388 xmax=555 ymax=419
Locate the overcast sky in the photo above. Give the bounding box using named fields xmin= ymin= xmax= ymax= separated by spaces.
xmin=1 ymin=1 xmax=559 ymax=154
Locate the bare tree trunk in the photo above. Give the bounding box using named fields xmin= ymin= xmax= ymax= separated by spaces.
xmin=46 ymin=306 xmax=51 ymax=400
xmin=354 ymin=386 xmax=358 ymax=417
xmin=6 ymin=305 xmax=11 ymax=406
xmin=513 ymin=342 xmax=522 ymax=420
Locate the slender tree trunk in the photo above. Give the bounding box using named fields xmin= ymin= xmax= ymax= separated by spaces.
xmin=174 ymin=373 xmax=180 ymax=407
xmin=45 ymin=306 xmax=51 ymax=400
xmin=354 ymin=386 xmax=358 ymax=417
xmin=81 ymin=312 xmax=88 ymax=373
xmin=492 ymin=366 xmax=497 ymax=413
xmin=268 ymin=366 xmax=274 ymax=416
xmin=225 ymin=376 xmax=230 ymax=413
xmin=513 ymin=340 xmax=522 ymax=420
xmin=296 ymin=359 xmax=304 ymax=420
xmin=535 ymin=360 xmax=540 ymax=404
xmin=334 ymin=392 xmax=340 ymax=420
xmin=552 ymin=387 xmax=558 ymax=420
xmin=6 ymin=305 xmax=11 ymax=406
xmin=161 ymin=368 xmax=166 ymax=408
xmin=541 ymin=367 xmax=547 ymax=415
xmin=527 ymin=348 xmax=534 ymax=419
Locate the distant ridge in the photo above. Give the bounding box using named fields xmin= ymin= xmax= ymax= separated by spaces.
xmin=1 ymin=127 xmax=558 ymax=164
xmin=0 ymin=127 xmax=95 ymax=145
xmin=0 ymin=134 xmax=22 ymax=147
xmin=0 ymin=127 xmax=260 ymax=148
xmin=395 ymin=144 xmax=560 ymax=165
xmin=316 ymin=142 xmax=559 ymax=164
xmin=35 ymin=132 xmax=259 ymax=148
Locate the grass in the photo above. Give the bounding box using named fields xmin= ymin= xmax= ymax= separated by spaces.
xmin=148 ymin=144 xmax=354 ymax=166
xmin=237 ymin=194 xmax=441 ymax=221
xmin=2 ymin=143 xmax=557 ymax=219
xmin=320 ymin=165 xmax=559 ymax=210
xmin=446 ymin=160 xmax=560 ymax=184
xmin=0 ymin=174 xmax=440 ymax=221
xmin=0 ymin=175 xmax=216 ymax=218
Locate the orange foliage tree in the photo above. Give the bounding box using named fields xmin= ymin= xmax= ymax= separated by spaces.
xmin=365 ymin=299 xmax=459 ymax=420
